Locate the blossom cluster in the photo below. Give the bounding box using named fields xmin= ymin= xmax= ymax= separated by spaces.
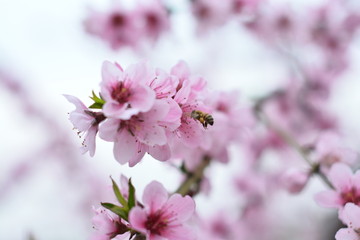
xmin=84 ymin=0 xmax=170 ymax=50
xmin=191 ymin=0 xmax=262 ymax=33
xmin=91 ymin=177 xmax=195 ymax=240
xmin=66 ymin=60 xmax=246 ymax=169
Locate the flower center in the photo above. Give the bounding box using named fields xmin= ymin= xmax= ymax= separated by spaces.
xmin=112 ymin=82 xmax=131 ymax=104
xmin=111 ymin=13 xmax=126 ymax=28
xmin=341 ymin=188 xmax=360 ymax=205
xmin=146 ymin=13 xmax=160 ymax=29
xmin=145 ymin=211 xmax=167 ymax=235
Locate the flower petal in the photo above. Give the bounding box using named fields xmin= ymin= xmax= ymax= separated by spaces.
xmin=63 ymin=94 xmax=87 ymax=112
xmin=328 ymin=163 xmax=353 ymax=192
xmin=163 ymin=194 xmax=195 ymax=223
xmin=102 ymin=101 xmax=128 ymax=118
xmin=314 ymin=190 xmax=342 ymax=208
xmin=136 ymin=122 xmax=167 ymax=146
xmin=148 ymin=144 xmax=171 ymax=162
xmin=142 ymin=181 xmax=168 ymax=212
xmin=335 ymin=228 xmax=360 ymax=240
xmin=161 ymin=225 xmax=196 ymax=240
xmin=170 ymin=61 xmax=190 ymax=80
xmin=129 ymin=207 xmax=147 ymax=234
xmin=69 ymin=112 xmax=93 ymax=131
xmin=130 ymin=84 xmax=155 ymax=113
xmin=113 ymin=131 xmax=137 ymax=165
xmin=82 ymin=126 xmax=97 ymax=157
xmin=102 ymin=61 xmax=123 ymax=85
xmin=98 ymin=118 xmax=120 ymax=142
xmin=342 ymin=203 xmax=360 ymax=228
xmin=128 ymin=143 xmax=146 ymax=167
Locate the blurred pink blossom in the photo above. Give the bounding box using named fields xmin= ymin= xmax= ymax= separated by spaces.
xmin=315 ymin=163 xmax=360 ymax=209
xmin=129 ymin=181 xmax=196 ymax=240
xmin=335 ymin=203 xmax=360 ymax=240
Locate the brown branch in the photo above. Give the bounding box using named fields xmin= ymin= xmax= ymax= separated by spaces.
xmin=175 ymin=156 xmax=211 ymax=196
xmin=254 ymin=103 xmax=334 ymax=189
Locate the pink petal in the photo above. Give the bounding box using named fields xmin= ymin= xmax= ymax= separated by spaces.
xmin=102 ymin=101 xmax=128 ymax=118
xmin=148 ymin=144 xmax=171 ymax=162
xmin=136 ymin=122 xmax=167 ymax=146
xmin=163 ymin=194 xmax=195 ymax=223
xmin=177 ymin=120 xmax=204 ymax=148
xmin=113 ymin=131 xmax=137 ymax=165
xmin=161 ymin=225 xmax=195 ymax=240
xmin=82 ymin=126 xmax=97 ymax=157
xmin=100 ymin=61 xmax=124 ymax=101
xmin=63 ymin=94 xmax=87 ymax=111
xmin=126 ymin=62 xmax=153 ymax=84
xmin=101 ymin=61 xmax=124 ymax=85
xmin=143 ymin=99 xmax=170 ymax=122
xmin=69 ymin=112 xmax=93 ymax=131
xmin=142 ymin=181 xmax=168 ymax=212
xmin=170 ymin=61 xmax=190 ymax=79
xmin=328 ymin=163 xmax=353 ymax=192
xmin=314 ymin=190 xmax=342 ymax=208
xmin=353 ymin=171 xmax=360 ymax=193
xmin=161 ymin=98 xmax=182 ymax=131
xmin=128 ymin=143 xmax=146 ymax=167
xmin=335 ymin=228 xmax=360 ymax=240
xmin=130 ymin=84 xmax=155 ymax=113
xmin=339 ymin=148 xmax=358 ymax=166
xmin=98 ymin=119 xmax=120 ymax=142
xmin=342 ymin=203 xmax=360 ymax=228
xmin=174 ymin=79 xmax=191 ymax=105
xmin=149 ymin=234 xmax=167 ymax=240
xmin=120 ymin=108 xmax=141 ymax=120
xmin=129 ymin=207 xmax=147 ymax=234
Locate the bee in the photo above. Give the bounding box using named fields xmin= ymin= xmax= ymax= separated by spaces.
xmin=190 ymin=110 xmax=214 ymax=128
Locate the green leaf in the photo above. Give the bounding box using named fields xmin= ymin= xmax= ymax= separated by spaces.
xmin=101 ymin=202 xmax=128 ymax=221
xmin=111 ymin=177 xmax=128 ymax=210
xmin=128 ymin=178 xmax=136 ymax=210
xmin=90 ymin=90 xmax=105 ymax=103
xmin=89 ymin=91 xmax=105 ymax=109
xmin=89 ymin=102 xmax=104 ymax=109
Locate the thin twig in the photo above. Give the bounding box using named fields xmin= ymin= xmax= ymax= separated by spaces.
xmin=175 ymin=156 xmax=211 ymax=196
xmin=254 ymin=104 xmax=334 ymax=189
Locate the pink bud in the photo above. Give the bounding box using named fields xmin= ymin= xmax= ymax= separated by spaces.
xmin=281 ymin=168 xmax=310 ymax=194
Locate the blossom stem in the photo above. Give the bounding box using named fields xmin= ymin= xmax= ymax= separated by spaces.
xmin=175 ymin=156 xmax=211 ymax=196
xmin=254 ymin=103 xmax=334 ymax=189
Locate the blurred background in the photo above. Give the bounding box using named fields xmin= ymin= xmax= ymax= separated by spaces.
xmin=1 ymin=0 xmax=360 ymax=239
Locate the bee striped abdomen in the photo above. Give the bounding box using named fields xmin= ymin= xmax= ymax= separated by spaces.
xmin=191 ymin=110 xmax=214 ymax=129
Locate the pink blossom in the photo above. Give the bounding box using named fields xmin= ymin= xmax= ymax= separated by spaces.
xmin=315 ymin=163 xmax=360 ymax=209
xmin=148 ymin=68 xmax=179 ymax=99
xmin=129 ymin=181 xmax=196 ymax=240
xmin=98 ymin=99 xmax=172 ymax=166
xmin=84 ymin=7 xmax=139 ymax=50
xmin=100 ymin=61 xmax=155 ymax=119
xmin=191 ymin=0 xmax=233 ymax=34
xmin=91 ymin=207 xmax=130 ymax=240
xmin=168 ymin=61 xmax=210 ymax=151
xmin=335 ymin=203 xmax=360 ymax=240
xmin=173 ymin=90 xmax=253 ymax=170
xmin=147 ymin=68 xmax=182 ymax=131
xmin=280 ymin=168 xmax=311 ymax=194
xmin=313 ymin=132 xmax=358 ymax=174
xmin=135 ymin=0 xmax=170 ymax=42
xmin=64 ymin=94 xmax=105 ymax=156
xmin=196 ymin=212 xmax=245 ymax=240
xmin=231 ymin=0 xmax=261 ymax=14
